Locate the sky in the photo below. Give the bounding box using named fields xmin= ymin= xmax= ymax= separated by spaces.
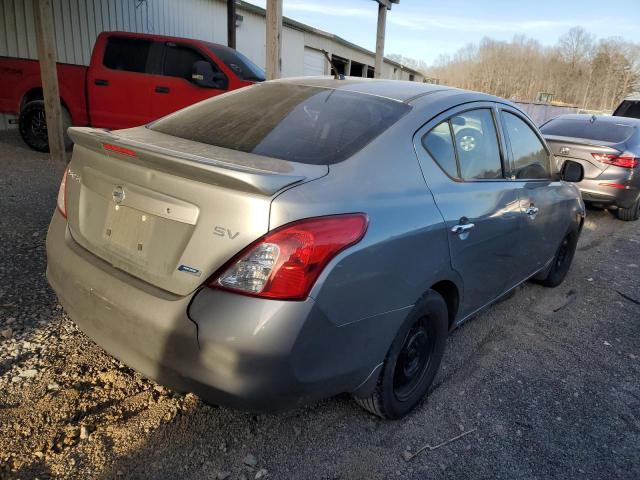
xmin=248 ymin=0 xmax=640 ymax=65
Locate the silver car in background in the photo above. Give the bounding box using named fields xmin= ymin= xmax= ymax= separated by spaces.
xmin=541 ymin=114 xmax=640 ymax=221
xmin=46 ymin=78 xmax=585 ymax=419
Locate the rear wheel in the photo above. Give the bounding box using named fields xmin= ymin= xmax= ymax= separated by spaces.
xmin=537 ymin=231 xmax=578 ymax=287
xmin=353 ymin=290 xmax=448 ymax=419
xmin=617 ymin=198 xmax=640 ymax=221
xmin=19 ymin=100 xmax=72 ymax=152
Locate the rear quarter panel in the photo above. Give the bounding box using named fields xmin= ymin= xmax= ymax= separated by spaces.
xmin=269 ymin=111 xmax=455 ymax=327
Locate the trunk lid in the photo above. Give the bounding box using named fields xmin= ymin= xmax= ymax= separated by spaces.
xmin=543 ymin=134 xmax=622 ymax=179
xmin=65 ymin=126 xmax=327 ymax=296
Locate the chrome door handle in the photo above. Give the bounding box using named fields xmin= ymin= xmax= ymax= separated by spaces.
xmin=525 ymin=206 xmax=539 ymax=216
xmin=451 ymin=223 xmax=475 ymax=235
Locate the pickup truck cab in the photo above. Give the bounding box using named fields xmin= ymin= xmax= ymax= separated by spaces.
xmin=0 ymin=31 xmax=265 ymax=151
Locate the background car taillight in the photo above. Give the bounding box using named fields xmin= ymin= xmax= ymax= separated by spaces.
xmin=591 ymin=153 xmax=639 ymax=169
xmin=209 ymin=214 xmax=368 ymax=300
xmin=56 ymin=166 xmax=69 ymax=218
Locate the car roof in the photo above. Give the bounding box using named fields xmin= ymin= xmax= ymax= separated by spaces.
xmin=273 ymin=77 xmax=455 ymax=103
xmin=548 ymin=114 xmax=640 ymax=127
xmin=622 ymin=93 xmax=640 ymax=101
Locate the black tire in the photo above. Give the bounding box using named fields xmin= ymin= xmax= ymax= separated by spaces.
xmin=537 ymin=230 xmax=579 ymax=287
xmin=19 ymin=100 xmax=72 ymax=152
xmin=617 ymin=198 xmax=640 ymax=221
xmin=353 ymin=290 xmax=448 ymax=419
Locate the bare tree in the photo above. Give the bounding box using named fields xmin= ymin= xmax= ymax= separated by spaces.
xmin=559 ymin=27 xmax=594 ymax=67
xmin=405 ymin=26 xmax=640 ymax=112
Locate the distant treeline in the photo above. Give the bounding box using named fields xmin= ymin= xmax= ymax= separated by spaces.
xmin=391 ymin=27 xmax=640 ymax=111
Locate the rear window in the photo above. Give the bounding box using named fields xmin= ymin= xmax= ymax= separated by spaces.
xmin=149 ymin=83 xmax=410 ymax=165
xmin=103 ymin=37 xmax=151 ymax=73
xmin=614 ymin=100 xmax=640 ymax=119
xmin=540 ymin=117 xmax=635 ymax=144
xmin=208 ymin=44 xmax=265 ymax=82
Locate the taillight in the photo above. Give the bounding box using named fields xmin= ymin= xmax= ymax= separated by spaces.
xmin=598 ymin=183 xmax=628 ymax=189
xmin=209 ymin=214 xmax=368 ymax=300
xmin=591 ymin=153 xmax=638 ymax=169
xmin=56 ymin=166 xmax=69 ymax=218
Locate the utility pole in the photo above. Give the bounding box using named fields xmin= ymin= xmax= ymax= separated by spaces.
xmin=227 ymin=0 xmax=236 ymax=49
xmin=265 ymin=0 xmax=282 ymax=80
xmin=373 ymin=0 xmax=399 ymax=79
xmin=34 ymin=0 xmax=66 ymax=165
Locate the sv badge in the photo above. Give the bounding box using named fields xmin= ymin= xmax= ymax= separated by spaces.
xmin=214 ymin=226 xmax=240 ymax=239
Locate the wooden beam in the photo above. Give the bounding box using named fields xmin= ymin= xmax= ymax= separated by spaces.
xmin=265 ymin=0 xmax=282 ymax=80
xmin=34 ymin=0 xmax=65 ymax=165
xmin=374 ymin=1 xmax=386 ymax=79
xmin=227 ymin=0 xmax=236 ymax=49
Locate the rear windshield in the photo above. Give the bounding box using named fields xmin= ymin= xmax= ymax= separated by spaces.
xmin=149 ymin=83 xmax=410 ymax=165
xmin=540 ymin=118 xmax=635 ymax=144
xmin=208 ymin=44 xmax=265 ymax=82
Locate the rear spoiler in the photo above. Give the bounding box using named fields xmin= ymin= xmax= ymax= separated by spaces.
xmin=67 ymin=127 xmax=327 ymax=196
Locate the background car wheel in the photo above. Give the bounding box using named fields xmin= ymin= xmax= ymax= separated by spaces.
xmin=617 ymin=198 xmax=640 ymax=221
xmin=537 ymin=231 xmax=579 ymax=287
xmin=353 ymin=290 xmax=448 ymax=419
xmin=19 ymin=100 xmax=73 ymax=153
xmin=455 ymin=128 xmax=482 ymax=153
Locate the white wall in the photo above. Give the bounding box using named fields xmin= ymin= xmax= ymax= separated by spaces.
xmin=0 ymin=0 xmax=423 ymax=80
xmin=0 ymin=0 xmax=230 ymax=65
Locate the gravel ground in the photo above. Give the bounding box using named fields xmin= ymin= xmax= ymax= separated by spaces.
xmin=0 ymin=129 xmax=639 ymax=480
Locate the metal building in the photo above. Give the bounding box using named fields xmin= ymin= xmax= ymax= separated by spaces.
xmin=0 ymin=0 xmax=425 ymax=79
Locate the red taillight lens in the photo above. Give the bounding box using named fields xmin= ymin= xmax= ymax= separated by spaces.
xmin=56 ymin=166 xmax=69 ymax=218
xmin=209 ymin=214 xmax=368 ymax=300
xmin=598 ymin=183 xmax=628 ymax=189
xmin=103 ymin=143 xmax=137 ymax=157
xmin=591 ymin=153 xmax=638 ymax=169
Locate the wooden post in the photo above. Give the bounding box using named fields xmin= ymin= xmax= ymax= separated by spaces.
xmin=34 ymin=0 xmax=66 ymax=165
xmin=227 ymin=0 xmax=236 ymax=49
xmin=374 ymin=2 xmax=387 ymax=79
xmin=265 ymin=0 xmax=282 ymax=80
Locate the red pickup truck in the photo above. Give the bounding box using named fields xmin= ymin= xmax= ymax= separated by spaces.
xmin=0 ymin=31 xmax=265 ymax=151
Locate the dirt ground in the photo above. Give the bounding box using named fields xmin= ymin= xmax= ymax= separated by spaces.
xmin=0 ymin=129 xmax=639 ymax=480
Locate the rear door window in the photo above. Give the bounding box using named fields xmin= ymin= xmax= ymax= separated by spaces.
xmin=452 ymin=109 xmax=503 ymax=180
xmin=149 ymin=83 xmax=410 ymax=165
xmin=103 ymin=37 xmax=152 ymax=73
xmin=502 ymin=112 xmax=550 ymax=180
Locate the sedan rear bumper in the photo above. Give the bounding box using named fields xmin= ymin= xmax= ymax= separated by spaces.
xmin=46 ymin=211 xmax=396 ymax=411
xmin=578 ymin=178 xmax=639 ymax=209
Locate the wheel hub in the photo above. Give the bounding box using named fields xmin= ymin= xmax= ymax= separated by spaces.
xmin=459 ymin=135 xmax=476 ymax=151
xmin=393 ymin=320 xmax=433 ymax=401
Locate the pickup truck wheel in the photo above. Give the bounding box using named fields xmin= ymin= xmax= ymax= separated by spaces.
xmin=353 ymin=290 xmax=448 ymax=419
xmin=617 ymin=198 xmax=640 ymax=221
xmin=19 ymin=100 xmax=72 ymax=153
xmin=537 ymin=231 xmax=578 ymax=288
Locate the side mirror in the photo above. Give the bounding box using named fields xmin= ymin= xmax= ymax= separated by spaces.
xmin=560 ymin=159 xmax=584 ymax=183
xmin=191 ymin=61 xmax=228 ymax=90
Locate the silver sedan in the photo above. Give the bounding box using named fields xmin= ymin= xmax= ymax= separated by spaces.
xmin=46 ymin=78 xmax=585 ymax=418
